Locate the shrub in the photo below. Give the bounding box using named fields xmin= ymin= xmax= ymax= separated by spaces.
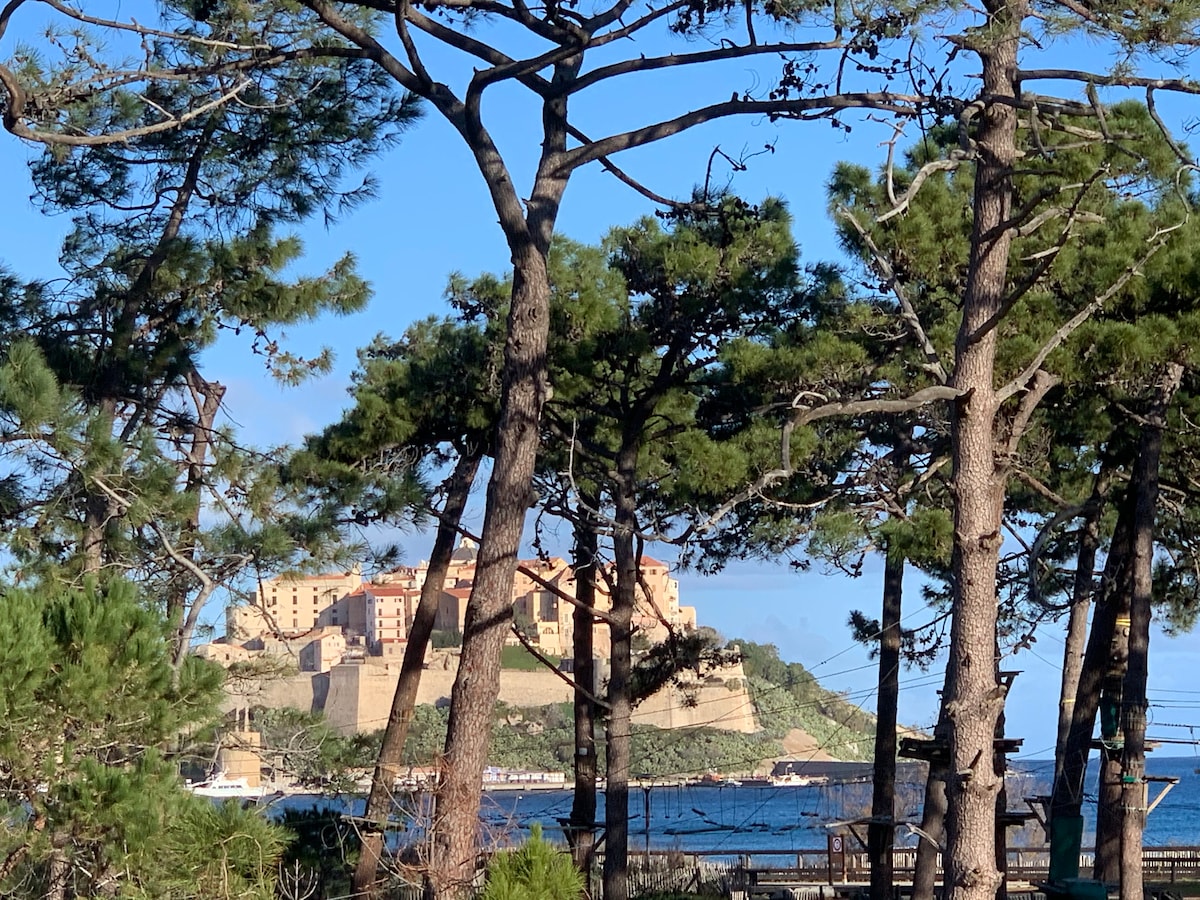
xmin=481 ymin=824 xmax=584 ymax=900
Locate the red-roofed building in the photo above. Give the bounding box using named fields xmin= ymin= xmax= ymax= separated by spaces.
xmin=223 ymin=539 xmax=696 ymax=664
xmin=363 ymin=583 xmax=420 ymax=651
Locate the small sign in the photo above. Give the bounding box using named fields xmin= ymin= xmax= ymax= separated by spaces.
xmin=831 ymin=836 xmax=844 ymax=853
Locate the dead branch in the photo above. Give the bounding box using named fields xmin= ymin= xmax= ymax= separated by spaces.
xmin=509 ymin=624 xmax=612 ymax=709
xmin=876 ymin=154 xmax=968 ymax=223
xmin=0 ymin=71 xmax=252 ymax=146
xmin=558 ymin=92 xmax=936 ymax=173
xmin=837 ymin=205 xmax=949 ymax=383
xmin=1016 ymin=68 xmax=1200 ymax=94
xmin=1001 ymin=368 xmax=1061 ymax=459
xmin=567 ymin=39 xmax=844 ymax=94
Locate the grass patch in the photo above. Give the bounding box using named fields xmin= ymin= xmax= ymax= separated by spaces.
xmin=501 ymin=644 xmax=560 ymax=670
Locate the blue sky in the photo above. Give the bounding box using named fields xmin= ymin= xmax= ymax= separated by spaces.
xmin=5 ymin=5 xmax=1200 ymax=760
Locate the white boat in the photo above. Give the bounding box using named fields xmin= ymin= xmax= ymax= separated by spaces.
xmin=186 ymin=774 xmax=269 ymax=799
xmin=768 ymin=772 xmax=827 ymax=787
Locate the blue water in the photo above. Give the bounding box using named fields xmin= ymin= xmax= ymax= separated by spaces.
xmin=274 ymin=757 xmax=1200 ymax=853
xmin=1011 ymin=756 xmax=1200 ymax=848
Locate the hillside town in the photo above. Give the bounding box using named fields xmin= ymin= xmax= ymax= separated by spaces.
xmin=193 ymin=541 xmax=761 ymax=737
xmin=211 ymin=538 xmax=696 ymax=663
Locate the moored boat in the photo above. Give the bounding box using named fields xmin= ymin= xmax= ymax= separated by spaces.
xmin=186 ymin=774 xmax=269 ymax=799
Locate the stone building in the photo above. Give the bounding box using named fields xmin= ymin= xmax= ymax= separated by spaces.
xmin=228 ymin=569 xmax=365 ymax=640
xmin=219 ymin=540 xmax=698 ymax=668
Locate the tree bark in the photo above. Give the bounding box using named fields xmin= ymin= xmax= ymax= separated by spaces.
xmin=568 ymin=506 xmax=600 ymax=877
xmin=1095 ymin=750 xmax=1123 ymax=883
xmin=1095 ymin=587 xmax=1131 ymax=883
xmin=1053 ymin=499 xmax=1102 ymax=793
xmin=428 ymin=247 xmax=556 ymax=899
xmin=1050 ymin=490 xmax=1135 ymax=882
xmin=603 ymin=442 xmax=640 ymax=900
xmin=1119 ymin=363 xmax=1183 ymax=900
xmin=426 ymin=45 xmax=577 ymax=893
xmin=942 ymin=3 xmax=1026 ymax=898
xmin=869 ymin=545 xmax=904 ymax=900
xmin=353 ymin=452 xmax=480 ymax=897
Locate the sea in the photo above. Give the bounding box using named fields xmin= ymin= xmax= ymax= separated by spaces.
xmin=273 ymin=757 xmax=1200 ymax=854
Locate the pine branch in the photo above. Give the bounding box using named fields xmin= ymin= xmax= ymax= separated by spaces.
xmin=995 ymin=232 xmax=1175 ymax=402
xmin=837 ymin=205 xmax=949 ymax=383
xmin=682 ymin=385 xmax=962 ymax=541
xmin=0 ymin=73 xmax=252 ymax=147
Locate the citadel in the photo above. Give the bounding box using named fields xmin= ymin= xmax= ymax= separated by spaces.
xmin=197 ymin=540 xmax=758 ymax=736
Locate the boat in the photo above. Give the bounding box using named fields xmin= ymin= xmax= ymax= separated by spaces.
xmin=186 ymin=774 xmax=269 ymax=799
xmin=768 ymin=772 xmax=828 ymax=787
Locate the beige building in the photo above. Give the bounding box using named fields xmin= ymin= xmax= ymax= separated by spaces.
xmin=228 ymin=570 xmax=364 ymax=640
xmin=364 ymin=583 xmax=420 ymax=651
xmin=299 ymin=631 xmax=347 ymax=673
xmin=194 ymin=640 xmax=254 ymax=666
xmin=221 ymin=542 xmax=698 ymax=668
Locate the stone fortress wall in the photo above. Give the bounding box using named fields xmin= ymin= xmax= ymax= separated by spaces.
xmin=221 ymin=648 xmax=759 ymax=736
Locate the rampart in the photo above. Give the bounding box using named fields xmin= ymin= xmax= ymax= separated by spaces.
xmin=223 ymin=653 xmax=758 ymax=735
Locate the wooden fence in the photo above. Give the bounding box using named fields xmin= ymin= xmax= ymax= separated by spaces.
xmin=590 ymin=846 xmax=1200 ymax=892
xmin=378 ymin=847 xmax=1200 ymax=899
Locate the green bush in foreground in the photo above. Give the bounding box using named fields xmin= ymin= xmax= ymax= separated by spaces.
xmin=481 ymin=824 xmax=584 ymax=900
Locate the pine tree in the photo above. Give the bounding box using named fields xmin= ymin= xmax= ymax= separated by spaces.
xmin=289 ymin=305 xmax=503 ymax=895
xmin=0 ymin=1 xmax=420 ymax=663
xmin=0 ymin=578 xmax=289 ymax=897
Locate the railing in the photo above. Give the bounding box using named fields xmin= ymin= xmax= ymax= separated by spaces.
xmin=380 ymin=848 xmax=1200 ymax=900
xmin=588 ymin=846 xmax=1200 ymax=893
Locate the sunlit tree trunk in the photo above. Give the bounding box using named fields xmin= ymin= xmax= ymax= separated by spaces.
xmin=942 ymin=3 xmax=1026 ymax=897
xmin=354 ymin=453 xmax=480 ymax=897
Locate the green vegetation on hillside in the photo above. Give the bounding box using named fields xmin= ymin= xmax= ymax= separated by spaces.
xmin=501 ymin=645 xmax=561 ymax=670
xmin=387 ymin=637 xmax=877 ymax=775
xmin=735 ymin=641 xmax=875 ymax=761
xmin=246 ymin=637 xmax=876 ymax=778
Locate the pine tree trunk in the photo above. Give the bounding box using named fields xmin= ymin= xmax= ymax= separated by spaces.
xmin=1053 ymin=501 xmax=1101 ymax=792
xmin=428 ymin=250 xmax=554 ymax=899
xmin=1095 ymin=597 xmax=1131 ymax=883
xmin=1094 ymin=751 xmax=1123 ymax=883
xmin=942 ymin=3 xmax=1025 ymax=897
xmin=603 ymin=447 xmax=640 ymax=900
xmin=869 ymin=546 xmax=904 ymax=900
xmin=169 ymin=368 xmax=226 ymax=667
xmin=353 ymin=453 xmax=480 ymax=897
xmin=1049 ymin=492 xmax=1134 ymax=882
xmin=1119 ymin=363 xmax=1182 ymax=900
xmin=912 ymin=697 xmax=950 ymax=900
xmin=569 ymin=508 xmax=599 ymax=876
